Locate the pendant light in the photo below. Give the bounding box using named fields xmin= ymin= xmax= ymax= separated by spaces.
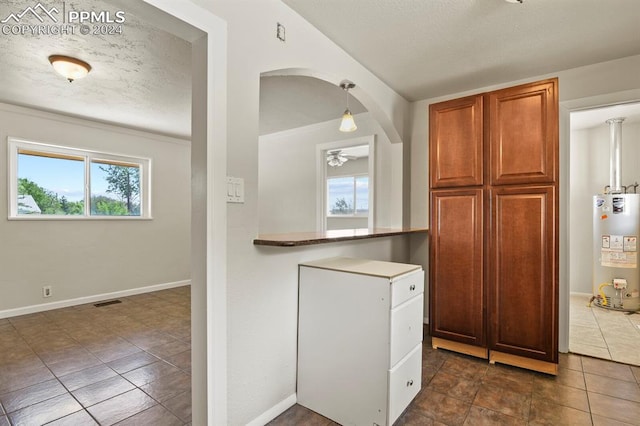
xmin=48 ymin=55 xmax=92 ymax=82
xmin=339 ymin=81 xmax=357 ymax=132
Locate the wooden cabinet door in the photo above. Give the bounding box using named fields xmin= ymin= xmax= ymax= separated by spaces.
xmin=488 ymin=185 xmax=558 ymax=363
xmin=430 ymin=189 xmax=485 ymax=346
xmin=488 ymin=78 xmax=558 ymax=186
xmin=430 ymin=95 xmax=483 ymax=188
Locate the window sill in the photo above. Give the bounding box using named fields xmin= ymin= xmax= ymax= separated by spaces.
xmin=8 ymin=215 xmax=153 ymax=221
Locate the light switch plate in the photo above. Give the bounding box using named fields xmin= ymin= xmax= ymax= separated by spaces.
xmin=226 ymin=177 xmax=244 ymax=203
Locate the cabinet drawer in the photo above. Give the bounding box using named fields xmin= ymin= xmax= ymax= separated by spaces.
xmin=388 ymin=343 xmax=422 ymax=425
xmin=390 ymin=294 xmax=424 ymax=366
xmin=391 ymin=270 xmax=424 ymax=308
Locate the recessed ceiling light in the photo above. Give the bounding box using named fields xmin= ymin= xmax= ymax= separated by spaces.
xmin=48 ymin=55 xmax=92 ymax=82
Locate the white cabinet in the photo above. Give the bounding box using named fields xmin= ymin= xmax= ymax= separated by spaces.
xmin=297 ymin=257 xmax=424 ymax=426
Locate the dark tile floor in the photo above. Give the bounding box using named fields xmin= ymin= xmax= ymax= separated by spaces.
xmin=0 ymin=286 xmax=191 ymax=426
xmin=5 ymin=290 xmax=640 ymax=425
xmin=270 ymin=333 xmax=640 ymax=426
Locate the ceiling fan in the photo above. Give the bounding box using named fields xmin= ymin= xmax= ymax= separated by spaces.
xmin=327 ymin=150 xmax=357 ymax=167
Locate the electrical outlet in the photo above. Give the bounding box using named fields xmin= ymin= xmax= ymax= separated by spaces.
xmin=42 ymin=286 xmax=52 ymax=298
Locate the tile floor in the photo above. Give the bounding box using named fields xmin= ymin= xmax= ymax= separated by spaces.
xmin=0 ymin=286 xmax=191 ymax=426
xmin=5 ymin=288 xmax=640 ymax=425
xmin=271 ymin=332 xmax=640 ymax=426
xmin=570 ymin=293 xmax=640 ymax=366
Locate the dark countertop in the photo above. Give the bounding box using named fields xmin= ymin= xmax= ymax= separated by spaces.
xmin=253 ymin=227 xmax=428 ymax=247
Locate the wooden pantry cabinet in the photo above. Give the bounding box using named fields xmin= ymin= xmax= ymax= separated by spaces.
xmin=429 ymin=78 xmax=559 ymax=374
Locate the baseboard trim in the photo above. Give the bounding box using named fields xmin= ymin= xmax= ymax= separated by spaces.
xmin=0 ymin=280 xmax=190 ymax=319
xmin=246 ymin=393 xmax=297 ymax=426
xmin=570 ymin=291 xmax=593 ymax=297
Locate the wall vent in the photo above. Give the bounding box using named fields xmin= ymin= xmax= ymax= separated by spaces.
xmin=94 ymin=299 xmax=122 ymax=307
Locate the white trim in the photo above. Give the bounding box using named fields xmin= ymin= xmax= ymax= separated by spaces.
xmin=316 ymin=135 xmax=376 ymax=231
xmin=8 ymin=138 xmax=152 ymax=219
xmin=570 ymin=292 xmax=593 ymax=297
xmin=138 ymin=2 xmax=228 ymax=425
xmin=0 ymin=280 xmax=190 ymax=319
xmin=560 ymin=88 xmax=640 ymax=354
xmin=246 ymin=394 xmax=297 ymax=426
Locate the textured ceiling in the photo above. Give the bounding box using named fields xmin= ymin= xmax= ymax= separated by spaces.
xmin=282 ymin=0 xmax=640 ymax=102
xmin=260 ymin=75 xmax=367 ymax=135
xmin=3 ymin=1 xmax=638 ymax=138
xmin=0 ymin=0 xmax=192 ymax=139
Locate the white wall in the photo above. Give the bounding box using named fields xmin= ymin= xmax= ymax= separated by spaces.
xmin=408 ymin=54 xmax=640 ymax=349
xmin=188 ymin=1 xmax=411 ymax=424
xmin=0 ymin=103 xmax=190 ymax=313
xmin=570 ymin=122 xmax=640 ymax=293
xmin=259 ymin=113 xmax=401 ymax=234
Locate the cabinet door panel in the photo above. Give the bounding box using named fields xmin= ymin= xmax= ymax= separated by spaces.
xmin=430 ymin=95 xmax=483 ymax=188
xmin=489 ymin=79 xmax=558 ymax=185
xmin=489 ymin=186 xmax=558 ymax=363
xmin=430 ymin=189 xmax=485 ymax=346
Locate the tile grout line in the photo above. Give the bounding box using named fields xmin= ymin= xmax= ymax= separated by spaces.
xmin=1 ymin=289 xmax=191 ymax=425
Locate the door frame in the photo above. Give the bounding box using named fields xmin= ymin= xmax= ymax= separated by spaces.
xmin=559 ymin=88 xmax=640 ymax=353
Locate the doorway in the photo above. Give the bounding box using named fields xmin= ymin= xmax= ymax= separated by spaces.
xmin=568 ymin=101 xmax=640 ymax=365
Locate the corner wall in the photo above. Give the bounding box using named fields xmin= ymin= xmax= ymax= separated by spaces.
xmin=0 ymin=103 xmax=190 ymax=313
xmin=191 ymin=1 xmax=411 ymax=424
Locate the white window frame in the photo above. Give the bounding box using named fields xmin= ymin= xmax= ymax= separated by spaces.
xmin=8 ymin=138 xmax=152 ymax=220
xmin=316 ymin=135 xmax=375 ymax=231
xmin=326 ymin=173 xmax=370 ymax=217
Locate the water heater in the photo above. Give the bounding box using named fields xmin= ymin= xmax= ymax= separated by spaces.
xmin=593 ymin=194 xmax=640 ymax=310
xmin=592 ymin=117 xmax=640 ymax=311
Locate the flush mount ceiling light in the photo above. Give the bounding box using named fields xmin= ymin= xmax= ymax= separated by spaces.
xmin=339 ymin=81 xmax=357 ymax=132
xmin=48 ymin=55 xmax=92 ymax=82
xmin=504 ymin=0 xmax=524 ymax=3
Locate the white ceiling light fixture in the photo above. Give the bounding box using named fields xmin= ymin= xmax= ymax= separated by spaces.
xmin=504 ymin=0 xmax=524 ymax=3
xmin=48 ymin=55 xmax=92 ymax=82
xmin=339 ymin=81 xmax=357 ymax=132
xmin=327 ymin=150 xmax=348 ymax=167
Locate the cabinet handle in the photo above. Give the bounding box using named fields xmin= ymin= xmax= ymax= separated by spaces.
xmin=406 ymin=379 xmax=414 ymax=387
xmin=409 ymin=285 xmax=416 ymax=291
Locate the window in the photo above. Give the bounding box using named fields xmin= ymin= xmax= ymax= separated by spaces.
xmin=327 ymin=175 xmax=369 ymax=216
xmin=8 ymin=139 xmax=151 ymax=219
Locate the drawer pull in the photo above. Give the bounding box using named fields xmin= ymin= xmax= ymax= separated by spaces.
xmin=409 ymin=285 xmax=416 ymax=291
xmin=406 ymin=379 xmax=414 ymax=387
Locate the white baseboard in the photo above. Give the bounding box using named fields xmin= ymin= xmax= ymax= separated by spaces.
xmin=570 ymin=291 xmax=593 ymax=297
xmin=0 ymin=280 xmax=190 ymax=319
xmin=246 ymin=393 xmax=297 ymax=426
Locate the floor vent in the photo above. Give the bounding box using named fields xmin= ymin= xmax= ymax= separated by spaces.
xmin=94 ymin=299 xmax=122 ymax=307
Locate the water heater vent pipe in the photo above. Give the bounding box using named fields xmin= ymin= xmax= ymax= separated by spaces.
xmin=608 ymin=117 xmax=626 ymax=193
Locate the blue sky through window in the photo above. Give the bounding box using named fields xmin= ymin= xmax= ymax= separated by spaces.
xmin=18 ymin=154 xmax=110 ymax=201
xmin=327 ymin=176 xmax=369 ymax=215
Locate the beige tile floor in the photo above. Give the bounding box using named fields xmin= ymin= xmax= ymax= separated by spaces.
xmin=0 ymin=286 xmax=191 ymax=425
xmin=570 ymin=293 xmax=640 ymax=366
